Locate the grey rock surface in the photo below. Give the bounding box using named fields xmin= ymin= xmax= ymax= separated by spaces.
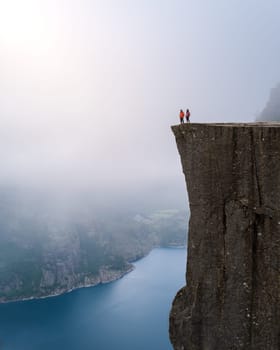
xmin=170 ymin=123 xmax=280 ymax=350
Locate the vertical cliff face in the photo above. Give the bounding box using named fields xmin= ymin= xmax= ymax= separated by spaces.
xmin=170 ymin=123 xmax=280 ymax=350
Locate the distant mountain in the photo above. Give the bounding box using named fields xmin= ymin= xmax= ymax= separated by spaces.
xmin=0 ymin=192 xmax=187 ymax=303
xmin=256 ymin=83 xmax=280 ymax=121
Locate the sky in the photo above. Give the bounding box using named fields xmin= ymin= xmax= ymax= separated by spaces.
xmin=257 ymin=83 xmax=280 ymax=121
xmin=0 ymin=0 xmax=280 ymax=207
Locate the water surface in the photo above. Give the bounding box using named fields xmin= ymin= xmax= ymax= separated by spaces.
xmin=0 ymin=248 xmax=186 ymax=350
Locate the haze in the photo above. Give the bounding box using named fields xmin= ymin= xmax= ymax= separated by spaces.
xmin=0 ymin=0 xmax=280 ymax=207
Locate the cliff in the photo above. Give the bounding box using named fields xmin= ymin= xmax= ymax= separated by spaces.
xmin=0 ymin=207 xmax=186 ymax=303
xmin=170 ymin=123 xmax=280 ymax=350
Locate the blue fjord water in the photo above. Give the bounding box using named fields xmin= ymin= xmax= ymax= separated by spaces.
xmin=0 ymin=248 xmax=186 ymax=350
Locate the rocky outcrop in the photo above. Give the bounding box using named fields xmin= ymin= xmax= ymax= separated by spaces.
xmin=257 ymin=84 xmax=280 ymax=121
xmin=170 ymin=123 xmax=280 ymax=350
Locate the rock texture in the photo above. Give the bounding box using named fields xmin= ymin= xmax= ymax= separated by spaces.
xmin=170 ymin=123 xmax=280 ymax=350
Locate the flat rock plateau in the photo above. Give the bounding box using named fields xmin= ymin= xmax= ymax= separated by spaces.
xmin=170 ymin=123 xmax=280 ymax=350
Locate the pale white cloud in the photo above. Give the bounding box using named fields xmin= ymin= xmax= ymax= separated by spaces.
xmin=0 ymin=0 xmax=279 ymax=197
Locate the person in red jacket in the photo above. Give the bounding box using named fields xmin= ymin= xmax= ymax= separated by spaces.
xmin=179 ymin=109 xmax=185 ymax=124
xmin=186 ymin=109 xmax=191 ymax=123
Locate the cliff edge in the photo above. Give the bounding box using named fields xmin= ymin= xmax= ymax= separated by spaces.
xmin=170 ymin=123 xmax=280 ymax=350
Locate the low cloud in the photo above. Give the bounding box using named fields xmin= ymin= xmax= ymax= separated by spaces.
xmin=257 ymin=84 xmax=280 ymax=122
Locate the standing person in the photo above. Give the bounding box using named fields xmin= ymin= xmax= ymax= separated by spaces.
xmin=179 ymin=109 xmax=185 ymax=124
xmin=186 ymin=109 xmax=191 ymax=123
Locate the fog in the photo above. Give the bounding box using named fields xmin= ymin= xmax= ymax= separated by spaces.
xmin=1 ymin=0 xmax=280 ymax=210
xmin=257 ymin=84 xmax=280 ymax=121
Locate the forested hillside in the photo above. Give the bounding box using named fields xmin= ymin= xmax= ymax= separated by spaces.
xmin=0 ymin=190 xmax=187 ymax=302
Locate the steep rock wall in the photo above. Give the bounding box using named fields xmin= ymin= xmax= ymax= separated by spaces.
xmin=170 ymin=123 xmax=280 ymax=350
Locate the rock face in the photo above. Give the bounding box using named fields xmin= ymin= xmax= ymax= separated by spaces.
xmin=0 ymin=207 xmax=186 ymax=303
xmin=170 ymin=123 xmax=280 ymax=350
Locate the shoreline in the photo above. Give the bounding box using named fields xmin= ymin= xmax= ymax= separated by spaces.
xmin=0 ymin=266 xmax=135 ymax=305
xmin=0 ymin=245 xmax=186 ymax=305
